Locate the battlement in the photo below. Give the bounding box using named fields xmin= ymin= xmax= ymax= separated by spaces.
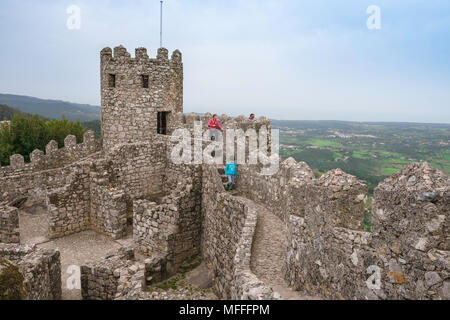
xmin=100 ymin=46 xmax=184 ymax=151
xmin=0 ymin=130 xmax=100 ymax=178
xmin=235 ymin=157 xmax=449 ymax=300
xmin=171 ymin=112 xmax=271 ymax=133
xmin=100 ymin=45 xmax=182 ymax=67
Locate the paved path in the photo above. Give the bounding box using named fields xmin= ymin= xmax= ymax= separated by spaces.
xmin=249 ymin=201 xmax=310 ymax=300
xmin=19 ymin=207 xmax=131 ymax=300
xmin=38 ymin=230 xmax=124 ymax=300
xmin=18 ymin=205 xmax=49 ymax=245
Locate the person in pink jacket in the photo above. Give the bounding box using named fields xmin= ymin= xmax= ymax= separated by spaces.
xmin=208 ymin=114 xmax=223 ymax=141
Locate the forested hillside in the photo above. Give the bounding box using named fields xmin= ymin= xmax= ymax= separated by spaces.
xmin=0 ymin=94 xmax=100 ymax=122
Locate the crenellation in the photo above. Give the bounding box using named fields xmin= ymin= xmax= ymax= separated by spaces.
xmin=63 ymin=135 xmax=77 ymax=148
xmin=135 ymin=47 xmax=149 ymax=60
xmin=0 ymin=130 xmax=100 ymax=181
xmin=30 ymin=149 xmax=44 ymax=166
xmin=100 ymin=46 xmax=184 ymax=150
xmin=45 ymin=140 xmax=58 ymax=155
xmin=171 ymin=49 xmax=182 ymax=65
xmin=10 ymin=154 xmax=24 ymax=168
xmin=157 ymin=47 xmax=169 ymax=61
xmin=113 ymin=45 xmax=131 ymax=59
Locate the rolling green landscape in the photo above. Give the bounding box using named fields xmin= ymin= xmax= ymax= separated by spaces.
xmin=2 ymin=94 xmax=449 ymax=195
xmin=273 ymin=120 xmax=450 ymax=193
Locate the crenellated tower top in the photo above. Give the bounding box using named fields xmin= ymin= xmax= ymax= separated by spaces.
xmin=100 ymin=45 xmax=183 ymax=151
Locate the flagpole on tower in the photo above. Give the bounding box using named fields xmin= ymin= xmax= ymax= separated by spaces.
xmin=160 ymin=1 xmax=163 ymax=48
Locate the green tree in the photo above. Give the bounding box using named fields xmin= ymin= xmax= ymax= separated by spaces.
xmin=45 ymin=117 xmax=85 ymax=147
xmin=0 ymin=121 xmax=14 ymax=166
xmin=0 ymin=113 xmax=85 ymax=166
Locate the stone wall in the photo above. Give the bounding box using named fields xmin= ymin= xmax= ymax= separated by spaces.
xmin=237 ymin=158 xmax=449 ymax=300
xmin=90 ymin=183 xmax=128 ymax=240
xmin=201 ymin=165 xmax=276 ymax=299
xmin=0 ymin=243 xmax=61 ymax=300
xmin=236 ymin=158 xmax=315 ymax=222
xmin=133 ymin=173 xmax=202 ymax=273
xmin=0 ymin=131 xmax=100 ymax=203
xmin=80 ymin=247 xmax=144 ymax=300
xmin=105 ymin=141 xmax=168 ymax=199
xmin=284 ymin=162 xmax=450 ymax=300
xmin=100 ymin=46 xmax=183 ymax=151
xmin=0 ymin=204 xmax=20 ymax=243
xmin=170 ymin=112 xmax=271 ymax=135
xmin=370 ymin=162 xmax=449 ymax=299
xmin=284 ymin=167 xmax=371 ymax=299
xmin=0 ymin=131 xmax=99 ymax=178
xmin=88 ymin=157 xmax=128 ymax=239
xmin=46 ymin=161 xmax=92 ymax=238
xmin=169 ymin=113 xmax=273 ymax=165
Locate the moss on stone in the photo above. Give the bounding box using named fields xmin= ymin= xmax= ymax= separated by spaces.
xmin=0 ymin=258 xmax=26 ymax=300
xmin=49 ymin=194 xmax=61 ymax=205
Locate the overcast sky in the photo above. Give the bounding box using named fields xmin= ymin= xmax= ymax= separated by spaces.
xmin=0 ymin=0 xmax=449 ymax=123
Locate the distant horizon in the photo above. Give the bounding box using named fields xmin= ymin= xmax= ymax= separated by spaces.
xmin=1 ymin=92 xmax=450 ymax=126
xmin=1 ymin=1 xmax=449 ymax=123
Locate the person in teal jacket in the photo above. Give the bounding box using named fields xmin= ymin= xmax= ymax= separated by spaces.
xmin=225 ymin=161 xmax=237 ymax=191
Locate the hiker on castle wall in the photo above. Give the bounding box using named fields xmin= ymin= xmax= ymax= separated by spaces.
xmin=208 ymin=114 xmax=223 ymax=141
xmin=225 ymin=159 xmax=237 ymax=191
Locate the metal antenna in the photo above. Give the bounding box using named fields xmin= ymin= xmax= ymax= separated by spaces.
xmin=160 ymin=1 xmax=163 ymax=48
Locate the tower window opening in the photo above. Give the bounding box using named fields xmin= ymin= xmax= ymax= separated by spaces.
xmin=142 ymin=75 xmax=149 ymax=88
xmin=108 ymin=74 xmax=116 ymax=88
xmin=157 ymin=112 xmax=169 ymax=135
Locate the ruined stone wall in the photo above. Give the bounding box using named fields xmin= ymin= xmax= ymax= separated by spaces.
xmin=236 ymin=158 xmax=315 ymax=222
xmin=0 ymin=131 xmax=100 ymax=203
xmin=105 ymin=141 xmax=168 ymax=199
xmin=46 ymin=161 xmax=92 ymax=238
xmin=133 ymin=176 xmax=202 ymax=273
xmin=201 ymin=165 xmax=276 ymax=299
xmin=169 ymin=113 xmax=273 ymax=165
xmin=284 ymin=167 xmax=371 ymax=299
xmin=86 ymin=140 xmax=170 ymax=239
xmin=170 ymin=112 xmax=271 ymax=135
xmin=163 ymin=137 xmax=203 ymax=191
xmin=89 ymin=181 xmax=128 ymax=240
xmin=0 ymin=204 xmax=20 ymax=243
xmin=100 ymin=46 xmax=183 ymax=151
xmin=80 ymin=247 xmax=143 ymax=300
xmin=44 ymin=140 xmax=168 ymax=240
xmin=0 ymin=244 xmax=61 ymax=300
xmin=237 ymin=157 xmax=449 ymax=299
xmin=370 ymin=162 xmax=449 ymax=299
xmin=0 ymin=131 xmax=99 ymax=178
xmin=265 ymin=159 xmax=449 ymax=300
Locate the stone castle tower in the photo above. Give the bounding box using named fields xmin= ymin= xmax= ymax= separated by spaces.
xmin=100 ymin=45 xmax=183 ymax=151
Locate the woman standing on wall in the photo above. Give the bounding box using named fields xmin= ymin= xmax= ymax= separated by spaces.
xmin=208 ymin=114 xmax=223 ymax=141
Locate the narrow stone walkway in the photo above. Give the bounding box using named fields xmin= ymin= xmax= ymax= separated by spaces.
xmin=249 ymin=202 xmax=309 ymax=300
